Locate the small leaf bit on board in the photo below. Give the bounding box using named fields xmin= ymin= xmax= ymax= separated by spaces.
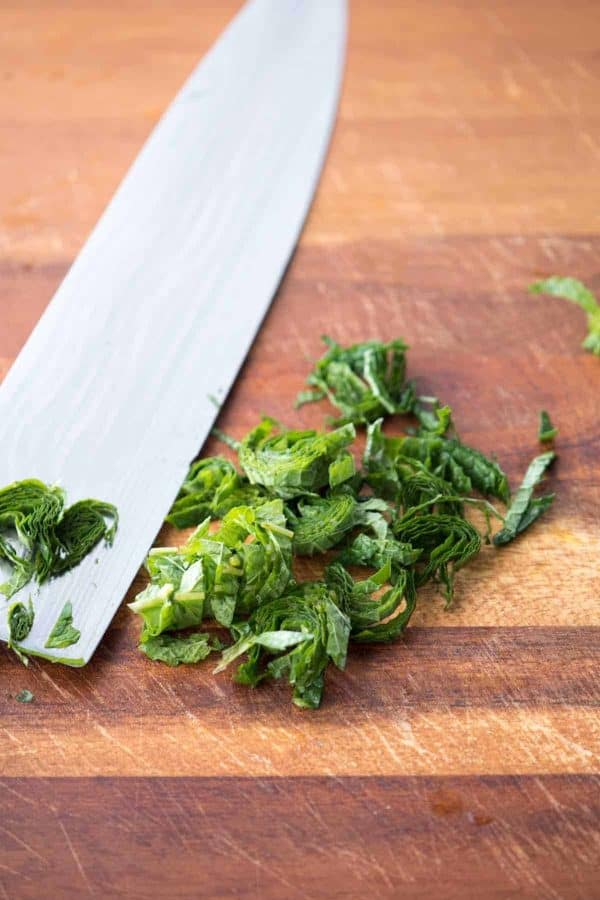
xmin=15 ymin=689 xmax=34 ymax=704
xmin=539 ymin=410 xmax=558 ymax=443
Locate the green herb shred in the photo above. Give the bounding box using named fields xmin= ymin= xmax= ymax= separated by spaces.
xmin=530 ymin=276 xmax=600 ymax=356
xmin=7 ymin=597 xmax=35 ymax=665
xmin=295 ymin=336 xmax=416 ymax=425
xmin=44 ymin=601 xmax=81 ymax=649
xmin=130 ymin=337 xmax=557 ymax=709
xmin=493 ymin=452 xmax=555 ymax=546
xmin=140 ymin=632 xmax=217 ymax=666
xmin=539 ymin=410 xmax=558 ymax=443
xmin=8 ymin=598 xmax=34 ymax=643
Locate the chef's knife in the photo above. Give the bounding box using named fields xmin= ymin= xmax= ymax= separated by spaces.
xmin=0 ymin=0 xmax=347 ymax=663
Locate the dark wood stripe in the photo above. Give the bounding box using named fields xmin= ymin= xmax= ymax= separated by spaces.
xmin=3 ymin=234 xmax=600 ymax=501
xmin=0 ymin=775 xmax=597 ymax=898
xmin=2 ymin=626 xmax=597 ymax=721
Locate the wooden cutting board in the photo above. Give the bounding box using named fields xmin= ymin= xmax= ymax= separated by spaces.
xmin=1 ymin=2 xmax=598 ymax=897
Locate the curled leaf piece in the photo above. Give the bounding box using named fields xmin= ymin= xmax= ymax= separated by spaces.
xmin=530 ymin=277 xmax=600 ymax=356
xmin=364 ymin=419 xmax=509 ymax=504
xmin=7 ymin=598 xmax=35 ymax=665
xmin=296 ymin=336 xmax=415 ymax=425
xmin=238 ymin=418 xmax=356 ymax=499
xmin=326 ymin=561 xmax=417 ymax=641
xmin=393 ymin=511 xmax=481 ymax=605
xmin=215 ymin=582 xmax=351 ymax=709
xmin=287 ymin=489 xmax=388 ymax=556
xmin=0 ymin=479 xmax=118 ymax=599
xmin=167 ymin=457 xmax=266 ymax=528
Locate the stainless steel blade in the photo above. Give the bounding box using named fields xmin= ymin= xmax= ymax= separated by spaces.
xmin=0 ymin=0 xmax=347 ymax=663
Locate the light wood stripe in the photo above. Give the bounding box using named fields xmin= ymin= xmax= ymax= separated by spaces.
xmin=1 ymin=707 xmax=597 ymax=778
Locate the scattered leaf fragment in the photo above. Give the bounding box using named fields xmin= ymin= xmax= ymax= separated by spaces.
xmin=530 ymin=276 xmax=600 ymax=356
xmin=140 ymin=632 xmax=216 ymax=666
xmin=45 ymin=601 xmax=81 ymax=649
xmin=8 ymin=598 xmax=34 ymax=643
xmin=539 ymin=410 xmax=557 ymax=443
xmin=7 ymin=598 xmax=34 ymax=665
xmin=295 ymin=336 xmax=415 ymax=425
xmin=493 ymin=452 xmax=556 ymax=546
xmin=15 ymin=689 xmax=34 ymax=703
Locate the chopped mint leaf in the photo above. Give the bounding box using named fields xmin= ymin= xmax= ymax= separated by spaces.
xmin=44 ymin=601 xmax=81 ymax=649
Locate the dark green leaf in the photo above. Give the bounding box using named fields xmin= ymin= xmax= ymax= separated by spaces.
xmin=539 ymin=410 xmax=558 ymax=443
xmin=414 ymin=399 xmax=453 ymax=436
xmin=52 ymin=499 xmax=118 ymax=576
xmin=6 ymin=597 xmax=35 ymax=665
xmin=0 ymin=479 xmax=117 ymax=598
xmin=326 ymin=561 xmax=417 ymax=641
xmin=8 ymin=598 xmax=34 ymax=643
xmin=393 ymin=511 xmax=481 ymax=605
xmin=338 ymin=532 xmax=421 ymax=575
xmin=296 ymin=337 xmax=415 ymax=425
xmin=364 ymin=420 xmax=509 ymax=504
xmin=493 ymin=451 xmax=555 ymax=546
xmin=167 ymin=457 xmax=266 ymax=528
xmin=215 ymin=582 xmax=351 ymax=709
xmin=288 ymin=490 xmax=388 ymax=556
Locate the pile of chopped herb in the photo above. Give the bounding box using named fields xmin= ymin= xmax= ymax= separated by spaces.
xmin=130 ymin=337 xmax=557 ymax=709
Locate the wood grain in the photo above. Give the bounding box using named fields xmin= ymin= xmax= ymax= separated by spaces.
xmin=1 ymin=627 xmax=598 ymax=777
xmin=1 ymin=0 xmax=599 ymax=896
xmin=1 ymin=776 xmax=598 ymax=899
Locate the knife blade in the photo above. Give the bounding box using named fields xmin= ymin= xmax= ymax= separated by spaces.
xmin=0 ymin=0 xmax=347 ymax=663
